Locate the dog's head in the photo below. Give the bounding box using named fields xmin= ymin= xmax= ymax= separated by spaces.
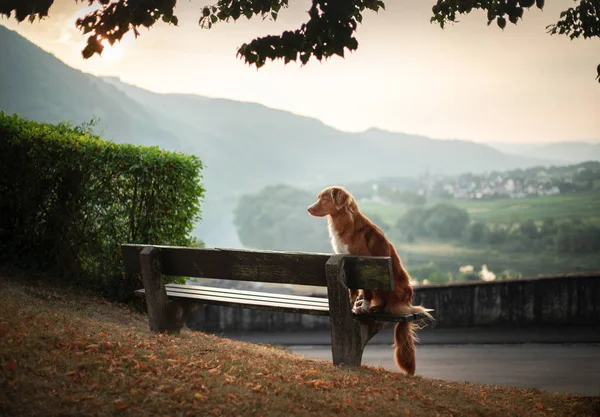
xmin=307 ymin=186 xmax=356 ymax=217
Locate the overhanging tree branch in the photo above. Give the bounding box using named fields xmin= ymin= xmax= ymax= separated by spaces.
xmin=1 ymin=0 xmax=598 ymax=82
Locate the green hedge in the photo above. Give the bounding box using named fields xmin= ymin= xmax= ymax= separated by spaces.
xmin=0 ymin=112 xmax=204 ymax=298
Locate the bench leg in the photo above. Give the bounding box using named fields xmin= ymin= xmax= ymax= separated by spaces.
xmin=326 ymin=255 xmax=386 ymax=366
xmin=140 ymin=246 xmax=185 ymax=334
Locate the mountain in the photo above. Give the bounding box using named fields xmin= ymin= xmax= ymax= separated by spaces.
xmin=0 ymin=26 xmax=185 ymax=150
xmin=489 ymin=142 xmax=600 ymax=164
xmin=0 ymin=24 xmax=567 ymax=247
xmin=355 ymin=128 xmax=558 ymax=175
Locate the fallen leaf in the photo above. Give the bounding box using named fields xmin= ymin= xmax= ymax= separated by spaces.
xmin=113 ymin=399 xmax=128 ymax=410
xmin=311 ymin=379 xmax=332 ymax=390
xmin=4 ymin=360 xmax=17 ymax=371
xmin=301 ymin=369 xmax=321 ymax=377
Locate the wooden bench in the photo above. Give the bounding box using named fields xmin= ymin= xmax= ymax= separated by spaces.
xmin=121 ymin=244 xmax=433 ymax=367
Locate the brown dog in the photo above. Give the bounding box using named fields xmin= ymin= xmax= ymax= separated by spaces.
xmin=307 ymin=185 xmax=432 ymax=375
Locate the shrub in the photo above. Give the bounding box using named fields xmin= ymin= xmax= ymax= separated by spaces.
xmin=0 ymin=112 xmax=204 ymax=299
xmin=394 ymin=203 xmax=470 ymax=240
xmin=485 ymin=227 xmax=508 ymax=245
xmin=455 ymin=271 xmax=480 ymax=282
xmin=519 ymin=219 xmax=539 ymax=240
xmin=423 ymin=203 xmax=470 ymax=239
xmin=496 ymin=270 xmax=522 ymax=280
xmin=467 ymin=222 xmax=487 ymax=243
xmin=394 ymin=207 xmax=427 ymax=238
xmin=554 ymin=220 xmax=600 ymax=254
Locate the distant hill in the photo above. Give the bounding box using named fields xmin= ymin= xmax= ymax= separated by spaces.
xmin=489 ymin=142 xmax=600 ymax=164
xmin=0 ymin=26 xmax=184 ymax=150
xmin=0 ymin=24 xmax=570 ymax=247
xmin=356 ymin=128 xmax=558 ymax=175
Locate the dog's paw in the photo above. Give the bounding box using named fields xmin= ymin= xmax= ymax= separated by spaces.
xmin=352 ymin=298 xmax=370 ymax=314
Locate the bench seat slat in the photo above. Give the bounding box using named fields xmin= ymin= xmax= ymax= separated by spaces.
xmin=167 ymin=283 xmax=329 ymax=305
xmin=165 ymin=287 xmax=329 ymax=309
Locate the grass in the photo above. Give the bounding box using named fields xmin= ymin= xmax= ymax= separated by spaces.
xmin=1 ymin=268 xmax=599 ymax=417
xmin=362 ymin=192 xmax=600 ymax=228
xmin=433 ymin=192 xmax=600 ymax=226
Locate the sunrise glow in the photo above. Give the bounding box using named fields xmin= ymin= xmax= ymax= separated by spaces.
xmin=100 ymin=39 xmax=125 ymax=61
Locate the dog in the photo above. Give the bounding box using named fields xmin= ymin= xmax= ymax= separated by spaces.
xmin=307 ymin=185 xmax=432 ymax=375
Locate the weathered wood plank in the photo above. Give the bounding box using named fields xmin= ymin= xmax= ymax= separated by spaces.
xmin=135 ymin=288 xmax=330 ymax=316
xmin=122 ymin=244 xmax=393 ymax=290
xmin=166 ymin=284 xmax=330 ymax=305
xmin=139 ymin=246 xmax=174 ymax=333
xmin=164 ymin=286 xmax=329 ymax=308
xmin=325 ymin=255 xmax=365 ymax=366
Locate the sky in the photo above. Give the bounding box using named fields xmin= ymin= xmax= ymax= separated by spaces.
xmin=1 ymin=0 xmax=599 ymax=143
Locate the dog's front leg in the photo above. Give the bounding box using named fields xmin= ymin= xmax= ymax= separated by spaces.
xmin=349 ymin=288 xmax=360 ymax=306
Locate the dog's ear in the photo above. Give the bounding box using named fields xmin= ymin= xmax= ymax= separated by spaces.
xmin=331 ymin=188 xmax=348 ymax=211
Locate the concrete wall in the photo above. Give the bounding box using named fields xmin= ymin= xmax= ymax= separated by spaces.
xmin=185 ymin=272 xmax=600 ymax=332
xmin=412 ymin=272 xmax=600 ymax=328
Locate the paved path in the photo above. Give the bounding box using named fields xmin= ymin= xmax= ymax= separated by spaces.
xmin=220 ymin=327 xmax=600 ymax=396
xmin=291 ymin=344 xmax=600 ymax=396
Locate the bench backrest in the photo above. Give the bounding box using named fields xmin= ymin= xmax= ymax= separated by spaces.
xmin=121 ymin=244 xmax=393 ymax=290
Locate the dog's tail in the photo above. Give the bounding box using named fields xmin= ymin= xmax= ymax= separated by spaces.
xmin=390 ymin=304 xmax=433 ymax=376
